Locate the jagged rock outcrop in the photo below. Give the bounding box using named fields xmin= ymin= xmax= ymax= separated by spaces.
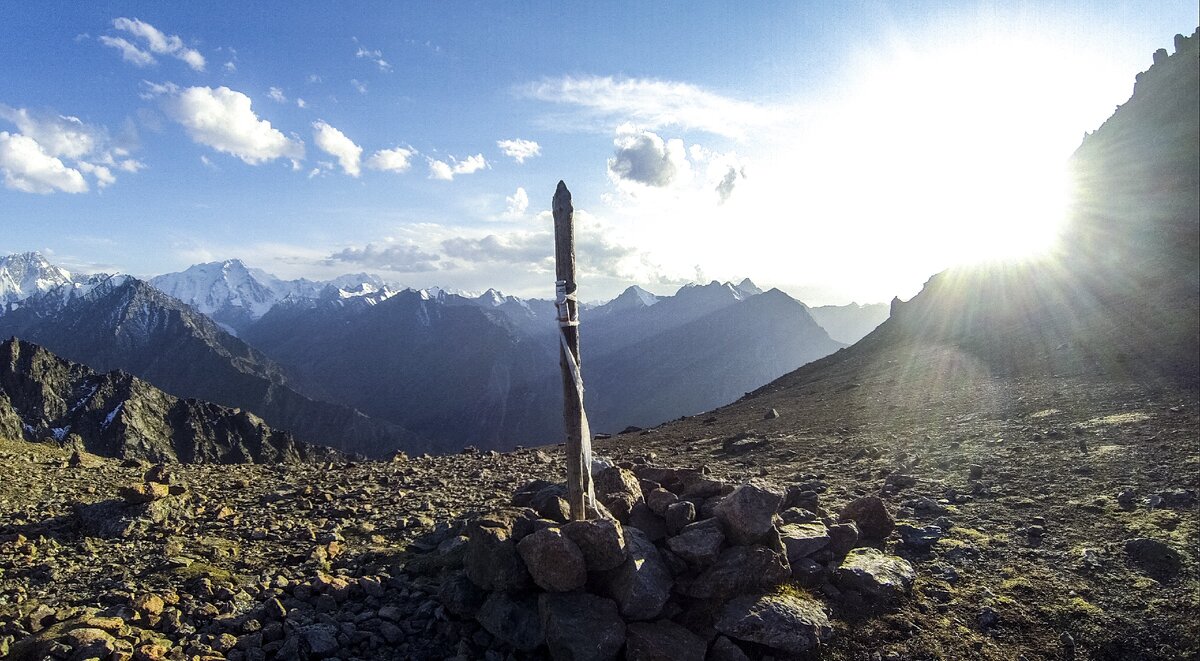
xmin=0 ymin=337 xmax=328 ymax=463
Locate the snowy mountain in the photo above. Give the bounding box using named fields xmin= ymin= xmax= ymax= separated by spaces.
xmin=0 ymin=252 xmax=82 ymax=306
xmin=149 ymin=260 xmax=391 ymax=335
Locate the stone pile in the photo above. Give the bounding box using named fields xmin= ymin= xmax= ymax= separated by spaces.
xmin=417 ymin=460 xmax=918 ymax=660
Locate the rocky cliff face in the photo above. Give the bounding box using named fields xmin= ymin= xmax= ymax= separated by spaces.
xmin=0 ymin=338 xmax=328 ymax=463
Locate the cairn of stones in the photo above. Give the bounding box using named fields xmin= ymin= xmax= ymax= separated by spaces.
xmin=411 ymin=460 xmax=919 ymax=660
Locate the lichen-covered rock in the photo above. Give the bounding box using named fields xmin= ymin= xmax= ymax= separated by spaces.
xmin=714 ymin=590 xmax=832 ymax=654
xmin=664 ymin=500 xmax=696 ymax=535
xmin=464 ymin=514 xmax=531 ymax=591
xmin=836 ymin=547 xmax=916 ymax=600
xmin=683 ymin=545 xmax=790 ymax=601
xmin=778 ymin=521 xmax=830 ymax=561
xmin=539 ymin=592 xmax=626 ymax=661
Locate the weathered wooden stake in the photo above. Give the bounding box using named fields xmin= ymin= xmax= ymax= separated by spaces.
xmin=552 ymin=180 xmax=595 ymax=520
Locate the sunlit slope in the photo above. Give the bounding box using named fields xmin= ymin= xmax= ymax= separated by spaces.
xmin=796 ymin=32 xmax=1198 ymax=391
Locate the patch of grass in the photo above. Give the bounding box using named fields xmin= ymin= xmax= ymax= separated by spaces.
xmin=1082 ymin=412 xmax=1151 ymax=427
xmin=1000 ymin=576 xmax=1036 ymax=592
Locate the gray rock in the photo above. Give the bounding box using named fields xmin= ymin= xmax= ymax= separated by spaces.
xmin=839 ymin=495 xmax=895 ymax=541
xmin=896 ymin=523 xmax=943 ymax=551
xmin=666 ymin=518 xmax=725 ymax=566
xmin=715 ymin=591 xmax=832 ymax=654
xmin=836 ymin=548 xmax=915 ymax=600
xmin=464 ymin=514 xmax=531 ymax=591
xmin=778 ymin=521 xmax=830 ymax=561
xmin=827 ymin=522 xmax=859 ymax=556
xmin=708 ymin=636 xmax=751 ymax=661
xmin=597 ymin=466 xmax=644 ymax=505
xmin=606 ymin=527 xmax=672 ymax=621
xmin=625 ymin=620 xmax=707 ymax=661
xmin=628 ymin=501 xmax=667 ymax=541
xmin=438 ymin=571 xmax=487 ymax=618
xmin=645 ymin=488 xmax=679 ymax=516
xmin=713 ymin=484 xmax=783 ymax=545
xmin=300 ymin=623 xmax=340 ymax=658
xmin=476 ymin=592 xmax=544 ymax=651
xmin=664 ymin=500 xmax=695 ymax=536
xmin=517 ymin=527 xmax=587 ymax=592
xmin=538 ymin=592 xmax=626 ymax=661
xmin=563 ymin=518 xmax=628 ymax=572
xmin=1125 ymin=538 xmax=1183 ymax=580
xmin=684 ymin=545 xmax=790 ymax=601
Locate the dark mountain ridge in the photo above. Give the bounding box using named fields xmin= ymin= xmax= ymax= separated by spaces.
xmin=0 ymin=337 xmax=329 ymax=463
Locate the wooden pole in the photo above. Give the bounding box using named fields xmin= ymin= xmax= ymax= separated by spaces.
xmin=552 ymin=181 xmax=594 ymax=520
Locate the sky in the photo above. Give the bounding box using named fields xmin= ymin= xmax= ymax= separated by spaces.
xmin=1 ymin=2 xmax=1196 ymax=305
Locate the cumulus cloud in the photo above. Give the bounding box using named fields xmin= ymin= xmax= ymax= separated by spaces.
xmin=427 ymin=153 xmax=488 ymax=181
xmin=160 ymin=86 xmax=304 ymax=164
xmin=505 ymin=187 xmax=529 ymax=216
xmin=0 ymin=131 xmax=88 ymax=194
xmin=312 ymin=120 xmax=362 ymax=176
xmin=521 ymin=75 xmax=782 ymax=138
xmin=714 ymin=165 xmax=746 ymax=203
xmin=607 ymin=125 xmax=689 ymax=188
xmin=0 ymin=105 xmax=143 ymax=192
xmin=326 ymin=241 xmax=440 ymax=272
xmin=268 ymin=87 xmax=287 ymax=103
xmin=295 ymin=98 xmax=307 ymax=109
xmin=496 ymin=138 xmax=541 ymax=163
xmin=366 ymin=146 xmax=416 ymax=173
xmin=107 ymin=17 xmax=206 ymax=71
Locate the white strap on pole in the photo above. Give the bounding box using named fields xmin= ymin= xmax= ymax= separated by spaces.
xmin=555 ymin=279 xmax=594 ymax=510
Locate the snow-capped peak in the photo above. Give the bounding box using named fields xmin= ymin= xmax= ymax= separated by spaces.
xmin=0 ymin=251 xmax=80 ymax=305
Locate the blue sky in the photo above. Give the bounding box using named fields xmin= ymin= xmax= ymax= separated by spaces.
xmin=1 ymin=2 xmax=1196 ymax=304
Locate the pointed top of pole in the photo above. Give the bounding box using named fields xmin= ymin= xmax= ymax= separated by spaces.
xmin=553 ymin=181 xmax=572 ymax=218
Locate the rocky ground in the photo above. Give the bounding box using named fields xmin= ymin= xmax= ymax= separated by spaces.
xmin=0 ymin=365 xmax=1197 ymax=660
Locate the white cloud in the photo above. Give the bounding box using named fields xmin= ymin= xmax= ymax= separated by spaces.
xmin=98 ymin=36 xmax=154 ymax=67
xmin=295 ymin=97 xmax=307 ymax=109
xmin=326 ymin=241 xmax=440 ymax=272
xmin=161 ymin=86 xmax=304 ymax=164
xmin=0 ymin=104 xmax=142 ymax=192
xmin=427 ymin=153 xmax=488 ymax=181
xmin=311 ymin=120 xmax=362 ymax=176
xmin=607 ymin=125 xmax=690 ymax=188
xmin=496 ymin=138 xmax=541 ymax=164
xmin=0 ymin=131 xmax=88 ymax=194
xmin=350 ymin=79 xmax=367 ymax=95
xmin=366 ymin=146 xmax=416 ymax=173
xmin=355 ymin=46 xmax=392 ymax=72
xmin=505 ymin=187 xmax=529 ymax=216
xmin=109 ymin=17 xmax=206 ymax=71
xmin=521 ymin=75 xmax=783 ymax=139
xmin=268 ymin=87 xmax=287 ymax=103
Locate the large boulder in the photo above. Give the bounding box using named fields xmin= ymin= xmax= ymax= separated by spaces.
xmin=606 ymin=527 xmax=673 ymax=621
xmin=596 ymin=466 xmax=644 ymax=519
xmin=539 ymin=592 xmax=626 ymax=661
xmin=464 ymin=514 xmax=531 ymax=591
xmin=836 ymin=548 xmax=915 ymax=600
xmin=666 ymin=518 xmax=725 ymax=566
xmin=839 ymin=495 xmax=895 ymax=541
xmin=476 ymin=592 xmax=544 ymax=651
xmin=713 ymin=483 xmax=783 ymax=545
xmin=517 ymin=527 xmax=587 ymax=592
xmin=1125 ymin=538 xmax=1183 ymax=581
xmin=683 ymin=545 xmax=791 ymax=601
xmin=562 ymin=518 xmax=627 ymax=572
xmin=714 ymin=590 xmax=832 ymax=654
xmin=625 ymin=620 xmax=708 ymax=661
